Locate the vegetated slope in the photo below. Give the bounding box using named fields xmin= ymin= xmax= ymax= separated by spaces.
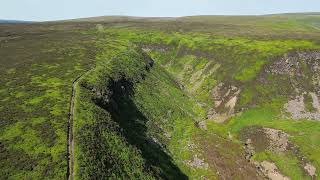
xmin=0 ymin=24 xmax=96 ymax=179
xmin=70 ymin=13 xmax=320 ymax=39
xmin=73 ymin=46 xmax=187 ymax=179
xmin=139 ymin=32 xmax=320 ymax=179
xmin=1 ymin=13 xmax=320 ymax=179
xmin=71 ymin=25 xmax=320 ymax=179
xmin=73 ymin=42 xmax=261 ymax=179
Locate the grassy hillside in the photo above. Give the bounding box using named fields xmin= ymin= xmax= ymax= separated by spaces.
xmin=0 ymin=20 xmax=32 ymax=24
xmin=0 ymin=25 xmax=96 ymax=179
xmin=69 ymin=13 xmax=320 ymax=39
xmin=1 ymin=13 xmax=320 ymax=179
xmin=73 ymin=40 xmax=260 ymax=179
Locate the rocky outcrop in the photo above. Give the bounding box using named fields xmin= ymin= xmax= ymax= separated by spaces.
xmin=261 ymin=50 xmax=320 ymax=120
xmin=241 ymin=127 xmax=291 ymax=180
xmin=266 ymin=50 xmax=320 ymax=94
xmin=240 ymin=126 xmax=317 ymax=179
xmin=284 ymin=92 xmax=320 ymax=120
xmin=207 ymin=83 xmax=240 ymax=123
xmin=267 ymin=50 xmax=320 ymax=77
xmin=241 ymin=126 xmax=289 ymax=154
xmin=258 ymin=161 xmax=290 ymax=180
xmin=185 ymin=155 xmax=209 ymax=170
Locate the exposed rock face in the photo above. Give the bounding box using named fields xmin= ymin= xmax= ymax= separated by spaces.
xmin=240 ymin=126 xmax=317 ymax=179
xmin=197 ymin=120 xmax=207 ymax=130
xmin=258 ymin=161 xmax=290 ymax=180
xmin=244 ymin=139 xmax=256 ymax=160
xmin=207 ymin=83 xmax=240 ymax=123
xmin=310 ymin=92 xmax=320 ymax=112
xmin=189 ymin=62 xmax=220 ymax=93
xmin=284 ymin=92 xmax=320 ymax=120
xmin=185 ymin=155 xmax=209 ymax=170
xmin=268 ymin=50 xmax=320 ymax=77
xmin=268 ymin=53 xmax=302 ymax=77
xmin=266 ymin=50 xmax=320 ymax=95
xmin=263 ymin=128 xmax=289 ymax=153
xmin=263 ymin=50 xmax=320 ymax=121
xmin=241 ymin=126 xmax=289 ymax=154
xmin=240 ymin=127 xmax=291 ymax=179
xmin=304 ymin=163 xmax=317 ymax=177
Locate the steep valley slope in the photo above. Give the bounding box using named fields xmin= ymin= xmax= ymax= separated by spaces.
xmin=1 ymin=14 xmax=320 ymax=179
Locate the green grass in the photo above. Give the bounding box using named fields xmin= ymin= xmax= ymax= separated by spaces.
xmin=224 ymin=105 xmax=320 ymax=177
xmin=72 ymin=40 xmax=217 ymax=178
xmin=0 ymin=27 xmax=96 ymax=179
xmin=253 ymin=151 xmax=308 ymax=180
xmin=1 ymin=14 xmax=320 ymax=179
xmin=100 ymin=27 xmax=320 ymax=178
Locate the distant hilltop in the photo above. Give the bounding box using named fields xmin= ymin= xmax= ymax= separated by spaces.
xmin=0 ymin=20 xmax=34 ymax=24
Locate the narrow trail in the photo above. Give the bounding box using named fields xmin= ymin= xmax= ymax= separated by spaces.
xmin=67 ymin=72 xmax=88 ymax=180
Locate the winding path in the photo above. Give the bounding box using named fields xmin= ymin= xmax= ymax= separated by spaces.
xmin=67 ymin=73 xmax=85 ymax=180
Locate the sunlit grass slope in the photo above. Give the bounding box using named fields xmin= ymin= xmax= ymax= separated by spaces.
xmin=84 ymin=26 xmax=320 ymax=179
xmin=0 ymin=13 xmax=320 ymax=179
xmin=0 ymin=26 xmax=96 ymax=179
xmin=73 ymin=40 xmax=218 ymax=178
